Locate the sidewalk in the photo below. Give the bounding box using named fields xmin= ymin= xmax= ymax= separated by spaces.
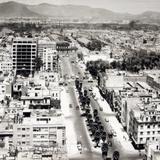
xmin=60 ymin=87 xmax=79 ymax=157
xmin=92 ymin=87 xmax=140 ymax=155
xmin=61 ymin=86 xmax=102 ymax=159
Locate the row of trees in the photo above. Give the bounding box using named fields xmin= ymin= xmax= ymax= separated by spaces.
xmin=86 ymin=50 xmax=160 ymax=74
xmin=75 ymin=78 xmax=120 ymax=159
xmin=86 ymin=60 xmax=109 ymax=78
xmin=75 ymin=79 xmax=108 ymax=158
xmin=111 ymin=51 xmax=160 ymax=72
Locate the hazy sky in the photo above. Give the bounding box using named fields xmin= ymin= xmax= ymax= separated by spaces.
xmin=0 ymin=0 xmax=160 ymax=14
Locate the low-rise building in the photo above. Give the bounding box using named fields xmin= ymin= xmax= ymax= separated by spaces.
xmin=13 ymin=110 xmax=66 ymax=150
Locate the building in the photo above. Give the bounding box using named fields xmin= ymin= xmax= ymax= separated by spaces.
xmin=12 ymin=37 xmax=37 ymax=76
xmin=145 ymin=141 xmax=160 ymax=160
xmin=42 ymin=48 xmax=58 ymax=71
xmin=13 ymin=110 xmax=66 ymax=150
xmin=129 ymin=102 xmax=160 ymax=149
xmin=38 ymin=40 xmax=56 ymax=58
xmin=21 ymin=81 xmax=60 ymax=109
xmin=0 ymin=78 xmax=12 ymax=100
xmin=56 ymin=41 xmax=70 ymax=52
xmin=0 ymin=59 xmax=13 ymax=73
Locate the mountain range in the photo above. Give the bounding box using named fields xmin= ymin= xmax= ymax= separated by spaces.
xmin=0 ymin=1 xmax=160 ymax=24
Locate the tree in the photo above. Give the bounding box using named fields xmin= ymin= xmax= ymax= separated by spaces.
xmin=94 ymin=130 xmax=101 ymax=147
xmin=88 ymin=119 xmax=93 ymax=131
xmin=5 ymin=96 xmax=11 ymax=107
xmin=75 ymin=79 xmax=80 ymax=89
xmin=129 ymin=20 xmax=136 ymax=29
xmin=34 ymin=56 xmax=43 ymax=71
xmin=84 ymin=89 xmax=88 ymax=97
xmin=93 ymin=109 xmax=98 ymax=118
xmin=77 ymin=52 xmax=84 ymax=60
xmin=51 ymin=99 xmax=61 ymax=109
xmin=86 ymin=113 xmax=92 ymax=125
xmin=113 ymin=151 xmax=120 ymax=160
xmin=101 ymin=132 xmax=107 ymax=143
xmin=101 ymin=143 xmax=108 ymax=159
xmin=86 ymin=97 xmax=90 ymax=106
xmin=90 ymin=123 xmax=99 ymax=137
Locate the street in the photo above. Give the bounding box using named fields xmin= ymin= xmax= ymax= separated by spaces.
xmin=60 ymin=51 xmax=102 ymax=160
xmin=60 ymin=50 xmax=143 ymax=160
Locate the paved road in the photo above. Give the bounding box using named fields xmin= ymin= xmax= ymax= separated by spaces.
xmin=60 ymin=52 xmax=102 ymax=160
xmin=60 ymin=51 xmax=144 ymax=160
xmin=63 ymin=51 xmax=143 ymax=160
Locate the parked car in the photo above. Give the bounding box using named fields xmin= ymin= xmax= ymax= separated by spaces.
xmin=76 ymin=105 xmax=79 ymax=110
xmin=81 ymin=113 xmax=86 ymax=117
xmin=77 ymin=141 xmax=82 ymax=152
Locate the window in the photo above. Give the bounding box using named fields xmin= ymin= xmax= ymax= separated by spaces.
xmin=140 ymin=138 xmax=143 ymax=141
xmin=153 ymin=131 xmax=155 ymax=134
xmin=140 ymin=132 xmax=143 ymax=135
xmin=22 ymin=135 xmax=25 ymax=137
xmin=158 ymin=131 xmax=160 ymax=134
xmin=147 ymin=125 xmax=150 ymax=129
xmin=140 ymin=125 xmax=143 ymax=129
xmin=147 ymin=131 xmax=150 ymax=135
xmin=22 ymin=128 xmax=25 ymax=131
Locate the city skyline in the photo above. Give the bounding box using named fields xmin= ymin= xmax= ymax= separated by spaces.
xmin=0 ymin=0 xmax=160 ymax=14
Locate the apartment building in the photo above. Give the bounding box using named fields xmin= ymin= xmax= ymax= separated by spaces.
xmin=13 ymin=110 xmax=66 ymax=150
xmin=42 ymin=48 xmax=58 ymax=71
xmin=129 ymin=102 xmax=160 ymax=149
xmin=0 ymin=59 xmax=12 ymax=73
xmin=38 ymin=40 xmax=56 ymax=58
xmin=12 ymin=37 xmax=37 ymax=76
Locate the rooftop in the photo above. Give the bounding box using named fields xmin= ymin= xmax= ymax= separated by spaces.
xmin=22 ymin=109 xmax=65 ymax=126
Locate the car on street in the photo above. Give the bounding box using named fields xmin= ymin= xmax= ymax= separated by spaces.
xmin=112 ymin=131 xmax=117 ymax=137
xmin=88 ymin=80 xmax=93 ymax=83
xmin=105 ymin=118 xmax=109 ymax=122
xmin=80 ymin=113 xmax=86 ymax=117
xmin=88 ymin=87 xmax=93 ymax=91
xmin=99 ymin=107 xmax=103 ymax=111
xmin=77 ymin=141 xmax=82 ymax=152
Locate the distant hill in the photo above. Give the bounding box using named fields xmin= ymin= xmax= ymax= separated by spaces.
xmin=0 ymin=1 xmax=160 ymax=24
xmin=135 ymin=11 xmax=160 ymax=24
xmin=0 ymin=1 xmax=40 ymax=17
xmin=28 ymin=3 xmax=132 ymax=21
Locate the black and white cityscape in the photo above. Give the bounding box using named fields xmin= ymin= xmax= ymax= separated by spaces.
xmin=0 ymin=0 xmax=160 ymax=160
